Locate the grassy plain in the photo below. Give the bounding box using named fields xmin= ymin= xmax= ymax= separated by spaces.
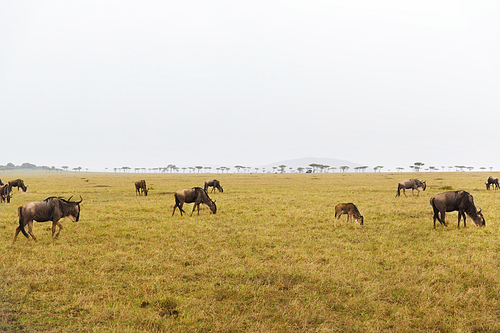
xmin=0 ymin=171 xmax=499 ymax=332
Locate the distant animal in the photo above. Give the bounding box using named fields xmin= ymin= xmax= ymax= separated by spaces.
xmin=0 ymin=184 xmax=12 ymax=203
xmin=8 ymin=179 xmax=27 ymax=192
xmin=430 ymin=191 xmax=485 ymax=229
xmin=485 ymin=176 xmax=499 ymax=190
xmin=334 ymin=203 xmax=364 ymax=225
xmin=396 ymin=179 xmax=426 ymax=197
xmin=204 ymin=179 xmax=223 ymax=193
xmin=172 ymin=187 xmax=217 ymax=216
xmin=135 ymin=180 xmax=148 ymax=196
xmin=13 ymin=196 xmax=83 ymax=243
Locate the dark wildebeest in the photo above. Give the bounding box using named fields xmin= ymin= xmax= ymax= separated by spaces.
xmin=334 ymin=203 xmax=364 ymax=225
xmin=9 ymin=179 xmax=27 ymax=192
xmin=13 ymin=196 xmax=83 ymax=243
xmin=430 ymin=191 xmax=485 ymax=229
xmin=204 ymin=179 xmax=223 ymax=193
xmin=396 ymin=179 xmax=426 ymax=197
xmin=135 ymin=180 xmax=148 ymax=196
xmin=172 ymin=187 xmax=217 ymax=216
xmin=485 ymin=176 xmax=499 ymax=190
xmin=0 ymin=184 xmax=12 ymax=203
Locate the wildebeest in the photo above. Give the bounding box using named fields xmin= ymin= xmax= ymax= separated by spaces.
xmin=135 ymin=180 xmax=148 ymax=196
xmin=13 ymin=196 xmax=83 ymax=243
xmin=204 ymin=179 xmax=223 ymax=193
xmin=172 ymin=187 xmax=217 ymax=216
xmin=334 ymin=203 xmax=364 ymax=225
xmin=485 ymin=176 xmax=499 ymax=190
xmin=0 ymin=184 xmax=12 ymax=203
xmin=396 ymin=179 xmax=426 ymax=197
xmin=430 ymin=191 xmax=485 ymax=229
xmin=9 ymin=179 xmax=27 ymax=192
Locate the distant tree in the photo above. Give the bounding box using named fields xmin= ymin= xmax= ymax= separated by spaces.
xmin=339 ymin=166 xmax=349 ymax=172
xmin=272 ymin=166 xmax=277 ymax=173
xmin=279 ymin=165 xmax=286 ymax=173
xmin=396 ymin=167 xmax=404 ymax=172
xmin=62 ymin=166 xmax=69 ymax=171
xmin=235 ymin=165 xmax=244 ymax=173
xmin=480 ymin=167 xmax=486 ymax=171
xmin=413 ymin=162 xmax=424 ymax=172
xmin=297 ymin=167 xmax=304 ymax=173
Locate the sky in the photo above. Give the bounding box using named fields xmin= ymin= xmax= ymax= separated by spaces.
xmin=1 ymin=1 xmax=499 ymax=172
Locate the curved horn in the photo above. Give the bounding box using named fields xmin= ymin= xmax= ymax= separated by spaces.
xmin=68 ymin=196 xmax=73 ymax=202
xmin=76 ymin=195 xmax=83 ymax=204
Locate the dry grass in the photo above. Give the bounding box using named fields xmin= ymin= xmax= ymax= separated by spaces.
xmin=1 ymin=171 xmax=499 ymax=332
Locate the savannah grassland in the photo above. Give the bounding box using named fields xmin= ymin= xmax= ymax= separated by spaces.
xmin=0 ymin=172 xmax=500 ymax=332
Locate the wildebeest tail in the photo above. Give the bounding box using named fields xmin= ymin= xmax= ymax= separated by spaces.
xmin=396 ymin=184 xmax=401 ymax=197
xmin=18 ymin=206 xmax=29 ymax=238
xmin=430 ymin=198 xmax=442 ymax=223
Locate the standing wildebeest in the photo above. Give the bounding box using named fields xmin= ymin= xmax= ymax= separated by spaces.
xmin=13 ymin=196 xmax=83 ymax=243
xmin=485 ymin=176 xmax=499 ymax=190
xmin=0 ymin=184 xmax=12 ymax=203
xmin=172 ymin=187 xmax=217 ymax=216
xmin=9 ymin=179 xmax=27 ymax=192
xmin=204 ymin=179 xmax=223 ymax=193
xmin=334 ymin=203 xmax=364 ymax=225
xmin=135 ymin=180 xmax=148 ymax=196
xmin=396 ymin=179 xmax=426 ymax=197
xmin=430 ymin=191 xmax=485 ymax=229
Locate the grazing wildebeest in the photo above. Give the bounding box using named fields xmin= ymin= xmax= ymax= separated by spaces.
xmin=13 ymin=196 xmax=83 ymax=243
xmin=172 ymin=187 xmax=216 ymax=216
xmin=9 ymin=179 xmax=27 ymax=192
xmin=485 ymin=176 xmax=499 ymax=190
xmin=334 ymin=203 xmax=364 ymax=225
xmin=204 ymin=179 xmax=223 ymax=193
xmin=396 ymin=179 xmax=426 ymax=197
xmin=135 ymin=180 xmax=148 ymax=196
xmin=0 ymin=184 xmax=12 ymax=203
xmin=430 ymin=191 xmax=485 ymax=229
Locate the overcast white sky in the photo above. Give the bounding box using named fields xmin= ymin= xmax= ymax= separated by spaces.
xmin=1 ymin=1 xmax=499 ymax=171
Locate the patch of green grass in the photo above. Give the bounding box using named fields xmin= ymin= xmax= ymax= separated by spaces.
xmin=0 ymin=172 xmax=499 ymax=332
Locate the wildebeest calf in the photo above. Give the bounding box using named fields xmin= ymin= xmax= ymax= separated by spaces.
xmin=334 ymin=203 xmax=364 ymax=225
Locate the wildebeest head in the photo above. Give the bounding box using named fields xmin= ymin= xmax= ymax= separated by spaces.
xmin=65 ymin=196 xmax=83 ymax=222
xmin=474 ymin=208 xmax=485 ymax=227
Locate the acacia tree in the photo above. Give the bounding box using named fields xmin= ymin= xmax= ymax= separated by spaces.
xmin=339 ymin=166 xmax=349 ymax=172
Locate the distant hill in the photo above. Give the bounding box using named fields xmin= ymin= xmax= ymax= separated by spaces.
xmin=259 ymin=157 xmax=361 ymax=170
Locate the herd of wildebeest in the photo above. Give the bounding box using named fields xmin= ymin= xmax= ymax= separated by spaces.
xmin=1 ymin=175 xmax=498 ymax=244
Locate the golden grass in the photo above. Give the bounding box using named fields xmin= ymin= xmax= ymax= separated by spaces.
xmin=1 ymin=171 xmax=499 ymax=332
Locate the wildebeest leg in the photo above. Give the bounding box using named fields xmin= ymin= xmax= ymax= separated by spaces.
xmin=13 ymin=227 xmax=23 ymax=243
xmin=173 ymin=202 xmax=185 ymax=216
xmin=190 ymin=203 xmax=199 ymax=217
xmin=440 ymin=211 xmax=447 ymax=227
xmin=26 ymin=222 xmax=37 ymax=242
xmin=52 ymin=220 xmax=63 ymax=239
